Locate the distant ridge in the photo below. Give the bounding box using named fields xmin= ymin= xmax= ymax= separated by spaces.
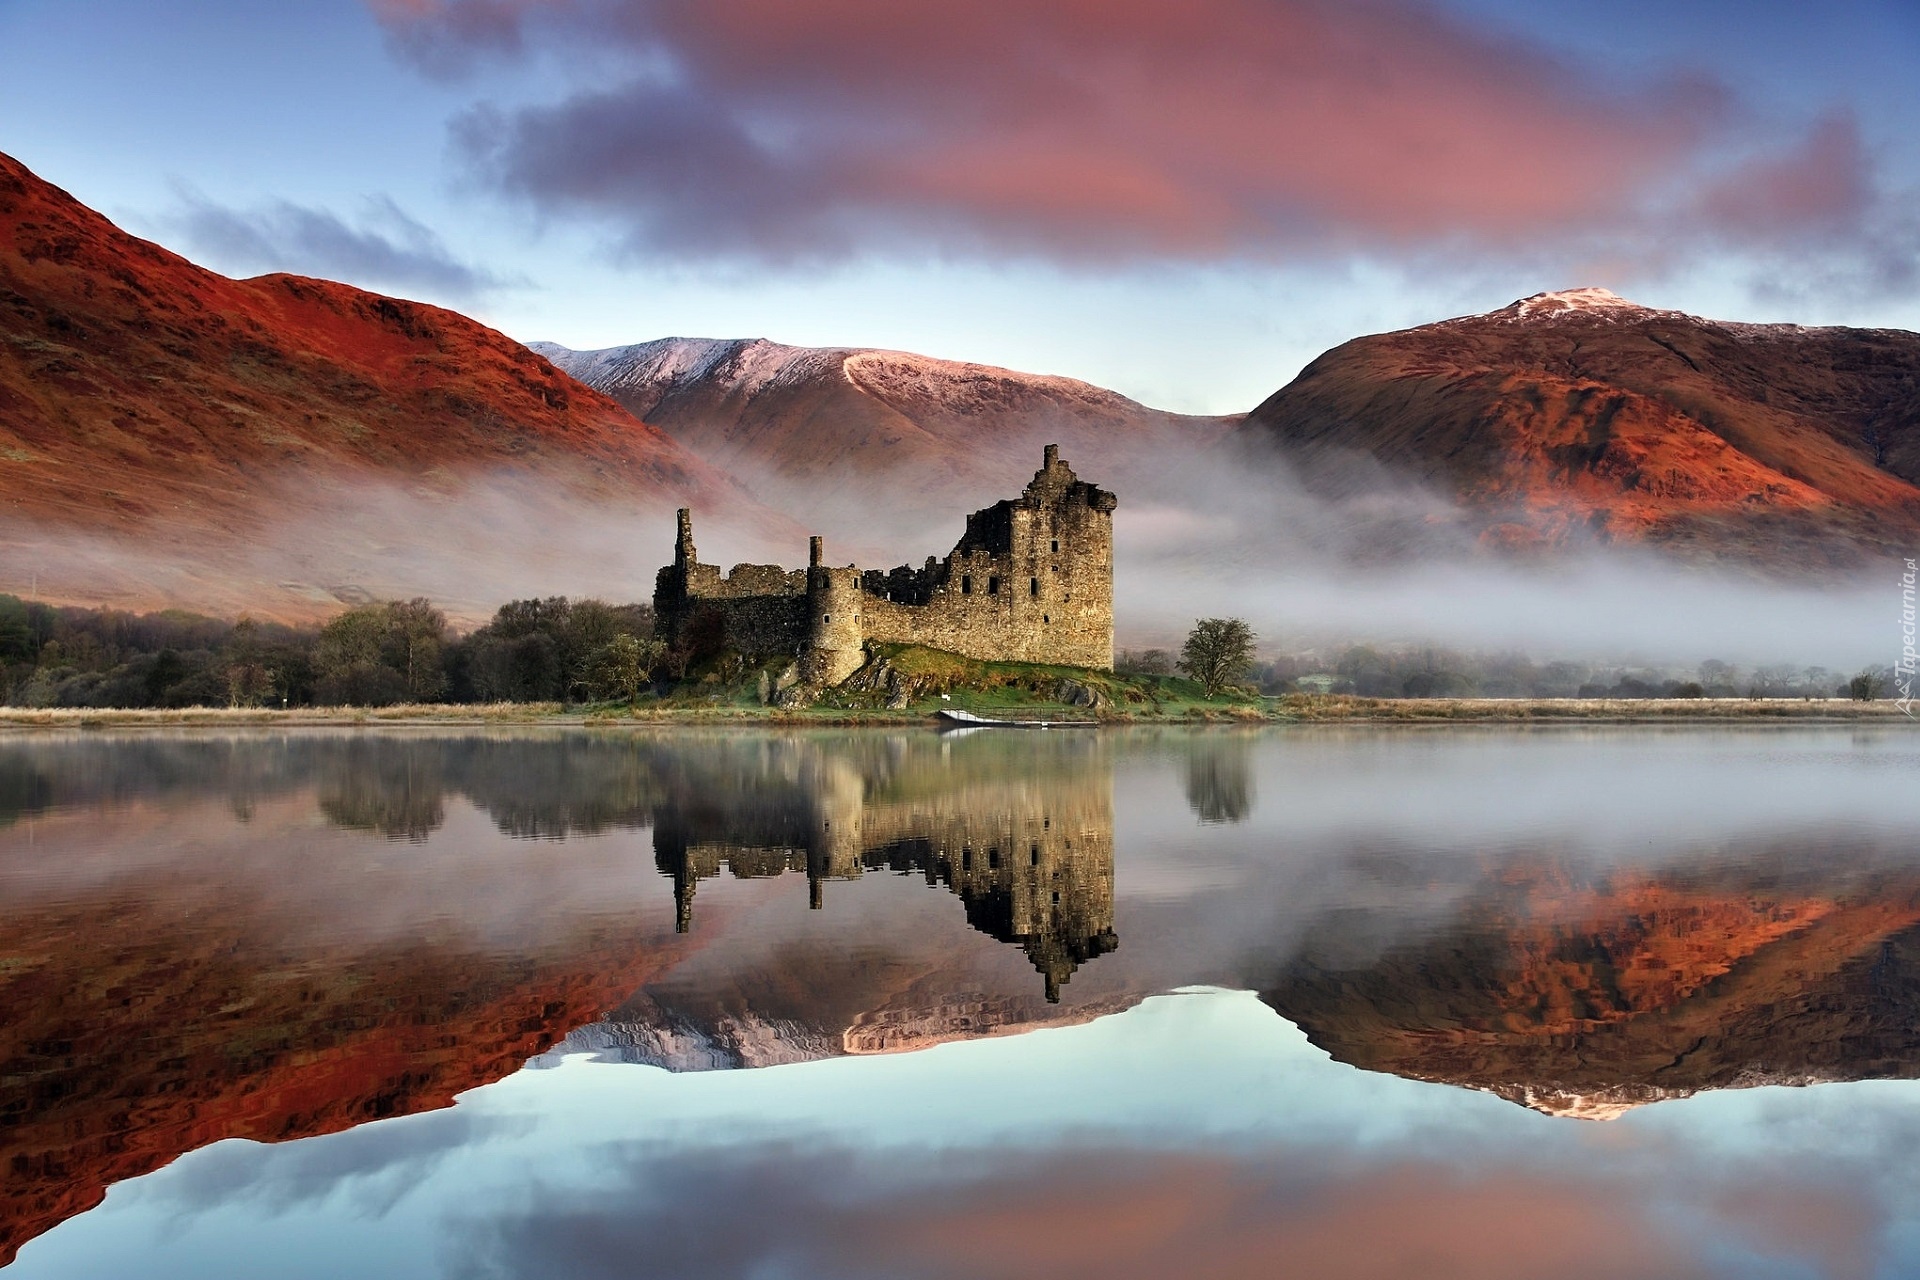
xmin=531 ymin=336 xmax=1236 ymax=512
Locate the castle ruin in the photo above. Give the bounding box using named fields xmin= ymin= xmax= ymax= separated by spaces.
xmin=650 ymin=734 xmax=1118 ymax=1002
xmin=655 ymin=445 xmax=1116 ymax=682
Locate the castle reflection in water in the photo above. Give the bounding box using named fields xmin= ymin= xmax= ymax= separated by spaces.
xmin=650 ymin=732 xmax=1118 ymax=1001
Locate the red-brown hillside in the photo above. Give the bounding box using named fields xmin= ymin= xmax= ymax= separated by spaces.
xmin=0 ymin=901 xmax=702 ymax=1267
xmin=1263 ymin=859 xmax=1920 ymax=1118
xmin=1243 ymin=288 xmax=1920 ymax=567
xmin=0 ymin=151 xmax=769 ymax=618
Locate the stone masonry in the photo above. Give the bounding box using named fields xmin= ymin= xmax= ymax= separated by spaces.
xmin=654 ymin=445 xmax=1116 ymax=682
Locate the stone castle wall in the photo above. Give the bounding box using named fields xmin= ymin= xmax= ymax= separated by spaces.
xmin=653 ymin=509 xmax=811 ymax=658
xmin=655 ymin=446 xmax=1116 ymax=682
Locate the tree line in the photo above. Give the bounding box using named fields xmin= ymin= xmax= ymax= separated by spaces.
xmin=1120 ymin=637 xmax=1894 ymax=701
xmin=1 ymin=592 xmax=1893 ymax=708
xmin=0 ymin=594 xmax=668 ymax=709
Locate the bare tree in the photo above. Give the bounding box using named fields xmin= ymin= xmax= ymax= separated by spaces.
xmin=1849 ymin=668 xmax=1891 ymax=701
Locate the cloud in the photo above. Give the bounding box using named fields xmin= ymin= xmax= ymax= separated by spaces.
xmin=1698 ymin=113 xmax=1873 ymax=239
xmin=365 ymin=0 xmax=1894 ymax=276
xmin=1703 ymin=113 xmax=1920 ymax=305
xmin=172 ymin=190 xmax=510 ymax=299
xmin=440 ymin=1141 xmax=1816 ymax=1280
xmin=370 ymin=0 xmax=544 ymax=75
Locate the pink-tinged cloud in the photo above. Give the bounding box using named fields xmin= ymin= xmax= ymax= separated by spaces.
xmin=1698 ymin=112 xmax=1872 ymax=238
xmin=373 ymin=0 xmax=1884 ymax=268
xmin=451 ymin=1144 xmax=1892 ymax=1280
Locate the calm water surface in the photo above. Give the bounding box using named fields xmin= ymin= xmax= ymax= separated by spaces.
xmin=4 ymin=725 xmax=1920 ymax=1278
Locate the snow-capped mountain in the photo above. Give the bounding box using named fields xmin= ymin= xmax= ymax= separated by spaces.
xmin=1480 ymin=286 xmax=1682 ymax=323
xmin=529 ymin=336 xmax=1237 ymax=519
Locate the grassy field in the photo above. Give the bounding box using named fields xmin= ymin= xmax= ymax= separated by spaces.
xmin=0 ymin=642 xmax=1908 ymax=732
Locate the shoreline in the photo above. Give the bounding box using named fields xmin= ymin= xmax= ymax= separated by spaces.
xmin=0 ymin=696 xmax=1909 ymax=731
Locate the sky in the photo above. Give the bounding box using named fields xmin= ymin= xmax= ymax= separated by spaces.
xmin=2 ymin=0 xmax=1917 ymax=414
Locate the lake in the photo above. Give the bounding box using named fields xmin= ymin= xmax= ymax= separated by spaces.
xmin=4 ymin=724 xmax=1920 ymax=1278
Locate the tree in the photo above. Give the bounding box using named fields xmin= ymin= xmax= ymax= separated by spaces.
xmin=583 ymin=634 xmax=667 ymax=702
xmin=382 ymin=598 xmax=449 ymax=701
xmin=1849 ymin=668 xmax=1890 ymax=701
xmin=1335 ymin=644 xmax=1395 ymax=697
xmin=222 ymin=617 xmax=275 ymax=707
xmin=0 ymin=595 xmax=33 ymax=666
xmin=314 ymin=612 xmax=407 ymax=702
xmin=225 ymin=662 xmax=276 ymax=707
xmin=459 ymin=597 xmax=654 ymax=702
xmin=1178 ymin=618 xmax=1257 ymax=699
xmin=1117 ymin=648 xmax=1173 ymax=676
xmin=145 ymin=648 xmax=187 ymax=704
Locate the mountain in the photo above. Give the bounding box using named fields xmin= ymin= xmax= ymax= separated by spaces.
xmin=1261 ymin=859 xmax=1920 ymax=1119
xmin=1242 ymin=288 xmax=1920 ymax=567
xmin=0 ymin=728 xmax=1143 ymax=1262
xmin=546 ymin=295 xmax=1920 ymax=574
xmin=537 ymin=958 xmax=1137 ymax=1073
xmin=0 ymin=778 xmax=710 ymax=1265
xmin=530 ymin=337 xmax=1235 ymax=522
xmin=0 ymin=151 xmax=770 ymax=620
xmin=10 ymin=136 xmax=1911 ymax=620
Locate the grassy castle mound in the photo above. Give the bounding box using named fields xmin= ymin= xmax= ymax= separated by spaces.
xmin=642 ymin=643 xmax=1267 ymax=721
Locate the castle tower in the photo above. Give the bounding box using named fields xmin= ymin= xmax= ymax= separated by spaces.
xmin=1031 ymin=444 xmax=1117 ymax=670
xmin=675 ymin=508 xmax=696 ymax=569
xmin=804 ymin=539 xmax=866 ymax=685
xmin=653 ymin=508 xmax=700 ymax=648
xmin=950 ymin=445 xmax=1116 ymax=670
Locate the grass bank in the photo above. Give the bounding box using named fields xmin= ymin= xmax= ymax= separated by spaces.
xmin=3 ymin=642 xmax=1908 ymax=731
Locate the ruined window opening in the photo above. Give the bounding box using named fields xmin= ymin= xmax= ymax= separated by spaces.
xmin=962 ymin=848 xmax=972 ymax=870
xmin=1051 ymin=539 xmax=1059 ymax=553
xmin=961 ymin=575 xmax=972 ymax=594
xmin=1030 ymin=844 xmax=1040 ymax=865
xmin=1029 ymin=577 xmax=1039 ymax=596
xmin=1052 ymin=891 xmax=1061 ymax=905
xmin=822 ymin=613 xmax=831 ymax=623
xmin=988 ymin=576 xmax=1000 ymax=595
xmin=988 ymin=848 xmax=1000 ymax=869
xmin=1043 ymin=614 xmax=1050 ymax=624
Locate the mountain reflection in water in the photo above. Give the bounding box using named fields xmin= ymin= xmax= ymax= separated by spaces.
xmin=1261 ymin=850 xmax=1920 ymax=1118
xmin=0 ymin=729 xmax=1135 ymax=1263
xmin=4 ymin=726 xmax=1920 ymax=1274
